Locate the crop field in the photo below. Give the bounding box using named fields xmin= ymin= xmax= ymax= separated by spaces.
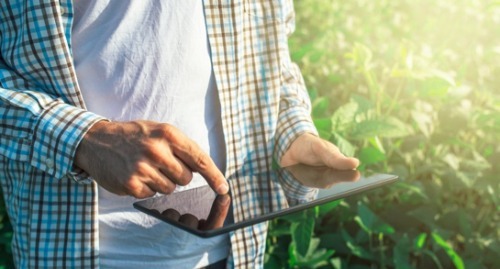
xmin=265 ymin=1 xmax=499 ymax=268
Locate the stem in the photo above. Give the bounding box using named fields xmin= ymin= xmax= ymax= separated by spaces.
xmin=422 ymin=249 xmax=444 ymax=269
xmin=379 ymin=233 xmax=386 ymax=269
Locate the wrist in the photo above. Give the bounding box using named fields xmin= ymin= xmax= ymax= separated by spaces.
xmin=74 ymin=120 xmax=110 ymax=172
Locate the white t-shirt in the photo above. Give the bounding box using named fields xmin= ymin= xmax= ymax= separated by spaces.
xmin=72 ymin=1 xmax=229 ymax=268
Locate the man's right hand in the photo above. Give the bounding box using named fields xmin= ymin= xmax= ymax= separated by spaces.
xmin=74 ymin=120 xmax=228 ymax=198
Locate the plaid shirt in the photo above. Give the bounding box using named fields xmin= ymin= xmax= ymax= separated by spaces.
xmin=0 ymin=0 xmax=317 ymax=268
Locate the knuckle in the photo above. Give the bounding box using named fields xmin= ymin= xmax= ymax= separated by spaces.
xmin=162 ymin=162 xmax=192 ymax=186
xmin=160 ymin=124 xmax=177 ymax=139
xmin=124 ymin=180 xmax=148 ymax=198
xmin=162 ymin=184 xmax=175 ymax=194
xmin=156 ymin=178 xmax=174 ymax=194
xmin=149 ymin=123 xmax=175 ymax=140
xmin=124 ymin=179 xmax=141 ymax=193
xmin=133 ymin=191 xmax=151 ymax=199
xmin=194 ymin=153 xmax=209 ymax=170
xmin=176 ymin=171 xmax=193 ymax=186
xmin=134 ymin=161 xmax=149 ymax=174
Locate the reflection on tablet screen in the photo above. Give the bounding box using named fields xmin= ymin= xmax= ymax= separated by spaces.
xmin=133 ymin=165 xmax=398 ymax=237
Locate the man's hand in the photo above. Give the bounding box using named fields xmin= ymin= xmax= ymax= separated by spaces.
xmin=280 ymin=133 xmax=359 ymax=169
xmin=285 ymin=164 xmax=360 ymax=188
xmin=74 ymin=120 xmax=228 ymax=199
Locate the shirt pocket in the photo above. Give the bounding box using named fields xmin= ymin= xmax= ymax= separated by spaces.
xmin=243 ymin=0 xmax=283 ymax=23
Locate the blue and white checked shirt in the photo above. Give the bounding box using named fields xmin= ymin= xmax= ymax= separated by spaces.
xmin=0 ymin=0 xmax=317 ymax=268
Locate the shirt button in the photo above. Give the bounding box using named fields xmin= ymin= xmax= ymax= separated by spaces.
xmin=46 ymin=159 xmax=54 ymax=169
xmin=60 ymin=6 xmax=67 ymax=15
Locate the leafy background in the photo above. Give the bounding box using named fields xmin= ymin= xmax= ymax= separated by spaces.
xmin=265 ymin=0 xmax=499 ymax=268
xmin=1 ymin=0 xmax=499 ymax=268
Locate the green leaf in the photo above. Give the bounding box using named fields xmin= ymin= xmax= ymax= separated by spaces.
xmin=304 ymin=237 xmax=321 ymax=258
xmin=314 ymin=118 xmax=333 ymax=135
xmin=346 ymin=43 xmax=373 ymax=68
xmin=418 ymin=77 xmax=451 ymax=98
xmin=358 ymin=146 xmax=386 ymax=166
xmin=331 ymin=101 xmax=358 ymax=132
xmin=411 ymin=110 xmax=434 ymax=137
xmin=297 ymin=249 xmax=335 ymax=268
xmin=350 ymin=118 xmax=405 ymax=139
xmin=331 ymin=132 xmax=356 ymax=157
xmin=329 ymin=257 xmax=342 ymax=269
xmin=384 ymin=117 xmax=415 ymax=137
xmin=267 ymin=224 xmax=291 ymax=237
xmin=431 ymin=232 xmax=465 ymax=269
xmin=318 ymin=232 xmax=350 ymax=254
xmin=318 ymin=200 xmax=341 ymax=217
xmin=312 ymin=97 xmax=330 ymax=117
xmin=414 ymin=233 xmax=428 ymax=250
xmin=351 ymin=94 xmax=374 ymax=115
xmin=291 ymin=42 xmax=315 ymax=61
xmin=345 ymin=240 xmax=375 ymax=261
xmin=395 ymin=181 xmax=429 ymax=200
xmin=313 ymin=117 xmax=332 ymax=131
xmin=394 ymin=234 xmax=412 ymax=269
xmin=355 ymin=202 xmax=395 ymax=234
xmin=288 ymin=242 xmax=299 ymax=267
xmin=296 ymin=238 xmax=335 ymax=268
xmin=443 ymin=153 xmax=460 ymax=170
xmin=407 ymin=205 xmax=439 ymax=227
xmin=368 ymin=136 xmax=385 ymax=154
xmin=291 ymin=213 xmax=315 ymax=256
xmin=264 ymin=255 xmax=284 ymax=269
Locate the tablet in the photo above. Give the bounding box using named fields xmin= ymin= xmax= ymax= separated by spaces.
xmin=133 ymin=165 xmax=398 ymax=237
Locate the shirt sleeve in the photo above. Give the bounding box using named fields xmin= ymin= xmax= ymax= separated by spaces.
xmin=273 ymin=0 xmax=320 ymax=193
xmin=274 ymin=0 xmax=319 ymax=163
xmin=0 ymin=66 xmax=106 ymax=181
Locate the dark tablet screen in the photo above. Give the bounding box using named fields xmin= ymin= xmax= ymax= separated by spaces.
xmin=133 ymin=165 xmax=398 ymax=237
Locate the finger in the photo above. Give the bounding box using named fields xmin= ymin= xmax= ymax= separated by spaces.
xmin=150 ymin=146 xmax=194 ymax=186
xmin=179 ymin=214 xmax=199 ymax=229
xmin=319 ymin=141 xmax=359 ymax=170
xmin=158 ymin=158 xmax=193 ymax=187
xmin=200 ymin=194 xmax=231 ymax=230
xmin=171 ymin=138 xmax=228 ymax=194
xmin=145 ymin=175 xmax=176 ymax=195
xmin=287 ymin=165 xmax=360 ymax=188
xmin=140 ymin=164 xmax=177 ymax=194
xmin=161 ymin=208 xmax=181 ymax=221
xmin=125 ymin=179 xmax=156 ymax=199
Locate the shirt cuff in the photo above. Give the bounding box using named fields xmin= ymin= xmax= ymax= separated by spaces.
xmin=273 ymin=106 xmax=318 ymax=165
xmin=30 ymin=100 xmax=106 ymax=181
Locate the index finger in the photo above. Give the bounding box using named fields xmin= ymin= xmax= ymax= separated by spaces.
xmin=170 ymin=134 xmax=228 ymax=195
xmin=200 ymin=194 xmax=231 ymax=230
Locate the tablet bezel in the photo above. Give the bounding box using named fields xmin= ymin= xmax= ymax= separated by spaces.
xmin=133 ymin=171 xmax=398 ymax=237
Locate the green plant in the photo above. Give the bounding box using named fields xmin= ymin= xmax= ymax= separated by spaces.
xmin=0 ymin=194 xmax=13 ymax=269
xmin=265 ymin=0 xmax=499 ymax=268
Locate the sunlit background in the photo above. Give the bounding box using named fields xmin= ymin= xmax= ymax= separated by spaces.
xmin=265 ymin=1 xmax=499 ymax=268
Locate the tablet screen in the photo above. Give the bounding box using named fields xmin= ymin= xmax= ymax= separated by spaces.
xmin=133 ymin=165 xmax=398 ymax=237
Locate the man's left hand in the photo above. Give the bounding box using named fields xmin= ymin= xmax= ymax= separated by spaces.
xmin=280 ymin=133 xmax=359 ymax=169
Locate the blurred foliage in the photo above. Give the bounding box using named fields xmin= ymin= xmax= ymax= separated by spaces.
xmin=266 ymin=0 xmax=499 ymax=269
xmin=0 ymin=195 xmax=13 ymax=268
